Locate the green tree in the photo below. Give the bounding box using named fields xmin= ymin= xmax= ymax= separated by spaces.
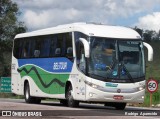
xmin=0 ymin=0 xmax=26 ymax=76
xmin=134 ymin=26 xmax=143 ymax=37
xmin=143 ymin=30 xmax=152 ymax=42
xmin=143 ymin=30 xmax=158 ymax=42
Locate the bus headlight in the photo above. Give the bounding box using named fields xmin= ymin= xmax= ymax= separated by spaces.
xmin=85 ymin=81 xmax=103 ymax=89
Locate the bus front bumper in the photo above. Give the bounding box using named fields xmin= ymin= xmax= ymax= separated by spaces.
xmin=85 ymin=85 xmax=145 ymax=103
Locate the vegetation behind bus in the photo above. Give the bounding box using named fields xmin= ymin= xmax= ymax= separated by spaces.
xmin=142 ymin=41 xmax=160 ymax=107
xmin=0 ymin=0 xmax=26 ymax=77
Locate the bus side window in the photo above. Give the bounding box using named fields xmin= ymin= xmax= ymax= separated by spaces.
xmin=13 ymin=39 xmax=21 ymax=58
xmin=50 ymin=36 xmax=57 ymax=57
xmin=18 ymin=40 xmax=23 ymax=58
xmin=34 ymin=37 xmax=41 ymax=57
xmin=40 ymin=37 xmax=50 ymax=57
xmin=55 ymin=48 xmax=61 ymax=56
xmin=23 ymin=48 xmax=27 ymax=58
xmin=79 ymin=48 xmax=86 ymax=73
xmin=29 ymin=39 xmax=35 ymax=58
xmin=34 ymin=50 xmax=40 ymax=57
xmin=76 ymin=41 xmax=86 ymax=73
xmin=65 ymin=33 xmax=73 ymax=61
xmin=76 ymin=42 xmax=80 ymax=65
xmin=61 ymin=34 xmax=66 ymax=57
xmin=22 ymin=39 xmax=29 ymax=58
xmin=66 ymin=47 xmax=73 ymax=59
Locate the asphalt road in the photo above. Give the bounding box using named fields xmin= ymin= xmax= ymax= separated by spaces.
xmin=0 ymin=98 xmax=159 ymax=119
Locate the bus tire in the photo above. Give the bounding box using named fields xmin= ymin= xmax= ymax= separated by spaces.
xmin=24 ymin=82 xmax=33 ymax=103
xmin=114 ymin=103 xmax=126 ymax=110
xmin=66 ymin=85 xmax=79 ymax=107
xmin=24 ymin=82 xmax=41 ymax=104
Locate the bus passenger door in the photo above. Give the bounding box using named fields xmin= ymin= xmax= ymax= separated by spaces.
xmin=74 ymin=41 xmax=87 ymax=100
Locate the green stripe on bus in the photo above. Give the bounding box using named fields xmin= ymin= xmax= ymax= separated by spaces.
xmin=18 ymin=65 xmax=69 ymax=94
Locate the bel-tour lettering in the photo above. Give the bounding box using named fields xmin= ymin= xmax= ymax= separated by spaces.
xmin=53 ymin=62 xmax=67 ymax=70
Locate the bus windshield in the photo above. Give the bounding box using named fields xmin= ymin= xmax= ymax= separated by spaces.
xmin=88 ymin=37 xmax=145 ymax=83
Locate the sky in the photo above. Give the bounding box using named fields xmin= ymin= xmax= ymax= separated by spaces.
xmin=12 ymin=0 xmax=160 ymax=32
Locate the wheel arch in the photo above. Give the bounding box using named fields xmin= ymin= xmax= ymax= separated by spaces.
xmin=22 ymin=76 xmax=33 ymax=96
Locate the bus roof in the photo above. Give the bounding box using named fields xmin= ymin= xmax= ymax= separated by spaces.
xmin=15 ymin=22 xmax=141 ymax=39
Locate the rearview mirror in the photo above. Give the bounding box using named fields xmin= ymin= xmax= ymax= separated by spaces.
xmin=79 ymin=38 xmax=90 ymax=58
xmin=143 ymin=42 xmax=153 ymax=61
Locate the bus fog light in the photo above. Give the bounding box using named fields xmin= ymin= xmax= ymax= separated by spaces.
xmin=89 ymin=92 xmax=93 ymax=97
xmin=142 ymin=96 xmax=144 ymax=99
xmin=138 ymin=86 xmax=145 ymax=91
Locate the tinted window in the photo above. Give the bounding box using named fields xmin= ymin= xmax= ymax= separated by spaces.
xmin=13 ymin=39 xmax=22 ymax=58
xmin=13 ymin=32 xmax=73 ymax=60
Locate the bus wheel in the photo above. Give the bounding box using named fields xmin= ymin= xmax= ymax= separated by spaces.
xmin=114 ymin=103 xmax=126 ymax=110
xmin=24 ymin=82 xmax=33 ymax=103
xmin=66 ymin=85 xmax=79 ymax=107
xmin=24 ymin=83 xmax=41 ymax=104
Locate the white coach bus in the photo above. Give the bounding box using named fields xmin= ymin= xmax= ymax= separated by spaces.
xmin=11 ymin=22 xmax=153 ymax=110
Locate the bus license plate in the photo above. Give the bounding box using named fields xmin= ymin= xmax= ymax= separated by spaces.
xmin=113 ymin=95 xmax=124 ymax=100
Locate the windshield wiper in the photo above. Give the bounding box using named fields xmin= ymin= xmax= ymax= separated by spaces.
xmin=120 ymin=62 xmax=134 ymax=83
xmin=106 ymin=60 xmax=135 ymax=83
xmin=106 ymin=59 xmax=117 ymax=73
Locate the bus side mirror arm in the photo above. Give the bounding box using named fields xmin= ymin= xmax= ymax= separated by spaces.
xmin=79 ymin=38 xmax=90 ymax=58
xmin=143 ymin=42 xmax=153 ymax=61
